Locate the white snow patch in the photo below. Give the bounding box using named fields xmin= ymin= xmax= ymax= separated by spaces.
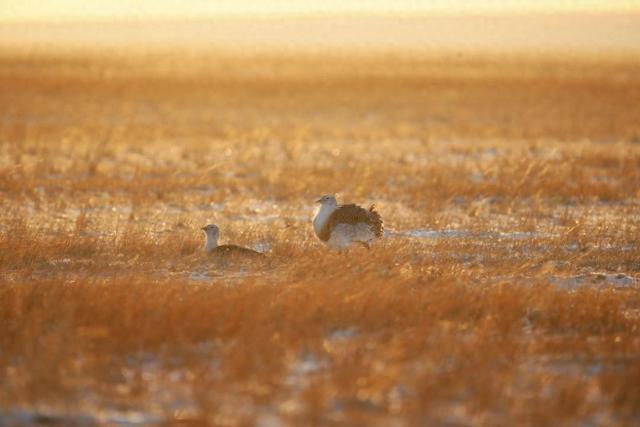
xmin=326 ymin=327 xmax=358 ymax=342
xmin=254 ymin=241 xmax=272 ymax=253
xmin=389 ymin=229 xmax=550 ymax=240
xmin=390 ymin=229 xmax=472 ymax=239
xmin=0 ymin=407 xmax=162 ymax=426
xmin=550 ymin=273 xmax=638 ymax=290
xmin=190 ymin=271 xmax=209 ymax=281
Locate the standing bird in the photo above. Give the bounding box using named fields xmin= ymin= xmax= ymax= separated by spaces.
xmin=201 ymin=224 xmax=265 ymax=258
xmin=313 ymin=195 xmax=383 ymax=249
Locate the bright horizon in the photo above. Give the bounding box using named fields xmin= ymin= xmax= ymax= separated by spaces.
xmin=2 ymin=0 xmax=640 ymax=22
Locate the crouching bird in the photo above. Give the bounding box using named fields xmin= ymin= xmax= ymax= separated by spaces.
xmin=313 ymin=195 xmax=383 ymax=250
xmin=201 ymin=224 xmax=265 ymax=259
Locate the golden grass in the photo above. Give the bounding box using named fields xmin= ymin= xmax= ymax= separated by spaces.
xmin=1 ymin=50 xmax=639 ymax=425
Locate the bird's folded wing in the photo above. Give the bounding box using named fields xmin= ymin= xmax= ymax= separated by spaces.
xmin=327 ymin=204 xmax=383 ymax=236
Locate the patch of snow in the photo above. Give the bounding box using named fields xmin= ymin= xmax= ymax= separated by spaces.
xmin=490 ymin=231 xmax=543 ymax=240
xmin=390 ymin=229 xmax=550 ymax=240
xmin=289 ymin=353 xmax=322 ymax=378
xmin=549 ymin=273 xmax=638 ymax=290
xmin=390 ymin=229 xmax=472 ymax=239
xmin=326 ymin=327 xmax=358 ymax=342
xmin=254 ymin=241 xmax=272 ymax=253
xmin=190 ymin=271 xmax=209 ymax=281
xmin=284 ymin=352 xmax=326 ymax=394
xmin=0 ymin=407 xmax=163 ymax=426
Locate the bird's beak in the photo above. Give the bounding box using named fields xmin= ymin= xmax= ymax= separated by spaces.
xmin=201 ymin=227 xmax=206 ymax=231
xmin=315 ymin=198 xmax=322 ymax=203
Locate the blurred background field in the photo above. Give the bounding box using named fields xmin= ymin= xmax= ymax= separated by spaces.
xmin=1 ymin=2 xmax=640 ymax=425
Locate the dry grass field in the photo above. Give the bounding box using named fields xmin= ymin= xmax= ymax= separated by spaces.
xmin=1 ymin=47 xmax=640 ymax=425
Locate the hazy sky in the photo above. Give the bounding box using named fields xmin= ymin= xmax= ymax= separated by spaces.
xmin=2 ymin=0 xmax=639 ymax=21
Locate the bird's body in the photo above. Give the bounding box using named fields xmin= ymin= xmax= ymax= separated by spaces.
xmin=313 ymin=195 xmax=383 ymax=249
xmin=209 ymin=244 xmax=264 ymax=258
xmin=201 ymin=224 xmax=264 ymax=259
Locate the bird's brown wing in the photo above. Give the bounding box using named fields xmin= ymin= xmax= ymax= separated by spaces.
xmin=320 ymin=204 xmax=384 ymax=240
xmin=212 ymin=245 xmax=265 ymax=258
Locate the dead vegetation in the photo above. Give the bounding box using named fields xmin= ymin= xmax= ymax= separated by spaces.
xmin=0 ymin=49 xmax=639 ymax=425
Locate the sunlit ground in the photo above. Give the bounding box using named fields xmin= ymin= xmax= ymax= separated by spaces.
xmin=1 ymin=24 xmax=640 ymax=425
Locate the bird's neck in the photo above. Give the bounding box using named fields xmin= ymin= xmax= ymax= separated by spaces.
xmin=205 ymin=234 xmax=219 ymax=252
xmin=313 ymin=204 xmax=337 ymax=236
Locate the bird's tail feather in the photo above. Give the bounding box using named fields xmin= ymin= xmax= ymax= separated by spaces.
xmin=368 ymin=204 xmax=384 ymax=238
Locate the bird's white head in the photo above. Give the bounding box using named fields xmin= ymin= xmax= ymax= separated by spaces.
xmin=201 ymin=224 xmax=220 ymax=252
xmin=313 ymin=195 xmax=338 ymax=236
xmin=316 ymin=194 xmax=338 ymax=207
